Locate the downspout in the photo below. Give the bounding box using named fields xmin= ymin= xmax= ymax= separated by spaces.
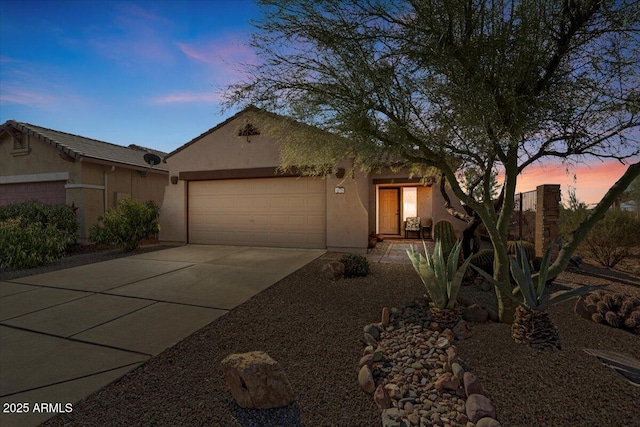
xmin=104 ymin=166 xmax=115 ymax=213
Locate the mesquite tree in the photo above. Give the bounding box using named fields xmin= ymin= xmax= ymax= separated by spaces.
xmin=227 ymin=0 xmax=640 ymax=323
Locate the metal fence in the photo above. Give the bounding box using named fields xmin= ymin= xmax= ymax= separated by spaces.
xmin=514 ymin=189 xmax=537 ymax=212
xmin=510 ymin=189 xmax=537 ymax=242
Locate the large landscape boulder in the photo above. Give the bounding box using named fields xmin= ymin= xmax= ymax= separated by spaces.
xmin=220 ymin=351 xmax=295 ymax=409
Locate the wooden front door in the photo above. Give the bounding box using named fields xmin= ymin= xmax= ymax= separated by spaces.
xmin=379 ymin=188 xmax=400 ymax=234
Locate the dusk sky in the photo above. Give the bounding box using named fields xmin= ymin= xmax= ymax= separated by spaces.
xmin=0 ymin=0 xmax=636 ymax=205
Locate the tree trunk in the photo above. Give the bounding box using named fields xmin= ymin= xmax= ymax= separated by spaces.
xmin=493 ymin=243 xmax=517 ymax=324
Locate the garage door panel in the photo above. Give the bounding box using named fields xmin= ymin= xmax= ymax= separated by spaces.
xmin=188 ymin=178 xmax=326 ymax=248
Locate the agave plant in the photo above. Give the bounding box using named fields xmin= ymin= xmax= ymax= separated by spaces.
xmin=407 ymin=239 xmax=472 ymax=329
xmin=473 ymin=243 xmax=603 ymax=350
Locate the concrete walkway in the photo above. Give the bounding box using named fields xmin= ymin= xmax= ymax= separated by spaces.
xmin=367 ymin=239 xmax=434 ymax=264
xmin=0 ymin=245 xmax=324 ymax=427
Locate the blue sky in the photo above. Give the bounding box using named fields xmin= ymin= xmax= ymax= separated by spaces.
xmin=1 ymin=0 xmax=637 ymax=204
xmin=0 ymin=0 xmax=260 ymax=154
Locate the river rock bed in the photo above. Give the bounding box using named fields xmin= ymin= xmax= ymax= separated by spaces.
xmin=360 ymin=299 xmax=500 ymax=427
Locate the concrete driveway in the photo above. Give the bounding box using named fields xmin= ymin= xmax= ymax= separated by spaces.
xmin=0 ymin=245 xmax=324 ymax=427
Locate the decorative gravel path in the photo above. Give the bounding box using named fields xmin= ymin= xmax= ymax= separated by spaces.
xmin=7 ymin=244 xmax=636 ymax=427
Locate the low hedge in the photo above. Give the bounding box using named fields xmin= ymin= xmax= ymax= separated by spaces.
xmin=89 ymin=199 xmax=160 ymax=251
xmin=0 ymin=201 xmax=78 ymax=270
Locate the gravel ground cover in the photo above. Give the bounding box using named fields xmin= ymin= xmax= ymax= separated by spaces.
xmin=13 ymin=245 xmax=638 ymax=427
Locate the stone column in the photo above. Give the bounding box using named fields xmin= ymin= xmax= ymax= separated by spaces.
xmin=535 ymin=185 xmax=561 ymax=258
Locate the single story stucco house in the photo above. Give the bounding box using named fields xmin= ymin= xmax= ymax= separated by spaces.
xmin=0 ymin=120 xmax=169 ymax=239
xmin=160 ymin=106 xmax=465 ymax=253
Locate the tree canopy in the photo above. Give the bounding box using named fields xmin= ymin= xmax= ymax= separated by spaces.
xmin=227 ymin=0 xmax=640 ymax=322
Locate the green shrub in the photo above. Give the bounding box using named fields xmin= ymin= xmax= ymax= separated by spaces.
xmin=0 ymin=219 xmax=68 ymax=269
xmin=340 ymin=253 xmax=370 ymax=278
xmin=583 ymin=209 xmax=640 ymax=268
xmin=89 ymin=199 xmax=160 ymax=251
xmin=0 ymin=201 xmax=78 ymax=246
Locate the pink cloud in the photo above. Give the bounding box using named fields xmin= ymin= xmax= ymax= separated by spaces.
xmin=0 ymin=85 xmax=57 ymax=107
xmin=177 ymin=39 xmax=256 ymax=69
xmin=514 ymin=160 xmax=635 ymax=205
xmin=151 ymin=91 xmax=223 ymax=105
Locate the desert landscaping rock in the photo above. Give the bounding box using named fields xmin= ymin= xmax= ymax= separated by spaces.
xmin=321 ymin=260 xmax=344 ymax=280
xmin=358 ymin=365 xmax=376 ymax=394
xmin=220 ymin=351 xmax=295 ymax=409
xmin=462 ymin=304 xmax=489 ymax=323
xmin=364 ymin=323 xmax=381 ymax=340
xmin=452 ymin=319 xmax=473 ymax=339
xmin=381 ymin=408 xmax=404 ymax=427
xmin=463 ymin=372 xmax=484 ymax=397
xmin=465 ymin=393 xmax=496 ymax=423
xmin=382 ymin=306 xmax=391 ymax=326
xmin=374 ymin=384 xmax=393 ymax=409
xmin=360 ymin=299 xmax=494 ymax=427
xmin=476 ymin=416 xmax=502 ymax=427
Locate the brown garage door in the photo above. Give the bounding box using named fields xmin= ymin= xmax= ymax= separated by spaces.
xmin=0 ymin=181 xmax=66 ymax=206
xmin=188 ymin=177 xmax=326 ymax=248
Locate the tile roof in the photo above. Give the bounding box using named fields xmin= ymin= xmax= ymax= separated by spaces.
xmin=1 ymin=120 xmax=169 ymax=172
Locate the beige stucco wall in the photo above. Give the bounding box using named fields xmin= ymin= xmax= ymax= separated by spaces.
xmin=0 ymin=133 xmax=81 ymax=181
xmin=1 ymin=131 xmax=167 ymax=240
xmin=80 ymin=163 xmax=167 ymax=239
xmin=160 ymin=114 xmax=370 ymax=251
xmin=325 ymin=164 xmax=369 ymax=253
xmin=160 ymin=114 xmax=283 ymax=243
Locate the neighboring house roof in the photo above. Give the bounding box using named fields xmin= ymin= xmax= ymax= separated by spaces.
xmin=0 ymin=120 xmax=169 ymax=172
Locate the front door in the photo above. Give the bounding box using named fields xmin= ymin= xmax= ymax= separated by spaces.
xmin=379 ymin=188 xmax=400 ymax=234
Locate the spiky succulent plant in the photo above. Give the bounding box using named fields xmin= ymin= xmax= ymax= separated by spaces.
xmin=473 ymin=243 xmax=603 ymax=311
xmin=407 ymin=239 xmax=472 ymax=310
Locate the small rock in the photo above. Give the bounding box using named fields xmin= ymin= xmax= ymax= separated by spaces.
xmin=220 ymin=351 xmax=295 ymax=409
xmin=574 ymin=296 xmax=591 ymax=320
xmin=364 ymin=345 xmax=374 ymax=354
xmin=373 ymin=349 xmax=386 ymax=362
xmin=435 ymin=337 xmax=450 ymax=349
xmin=452 ymin=319 xmax=473 ymax=340
xmin=408 ymin=413 xmax=420 ymax=425
xmin=462 ymin=304 xmax=489 ymax=323
xmin=434 ymin=372 xmax=460 ymax=391
xmin=364 ymin=324 xmax=381 ymax=341
xmin=404 ymin=401 xmax=414 ymax=412
xmin=451 ymin=362 xmax=464 ymax=378
xmin=430 ymin=322 xmax=441 ymax=331
xmin=384 ymin=383 xmax=403 ymax=400
xmin=321 ymin=261 xmax=344 ymax=280
xmin=441 ymin=328 xmax=454 ymax=342
xmin=484 ymin=306 xmax=499 ymax=322
xmin=358 ymin=365 xmax=376 ymax=394
xmin=456 ymin=413 xmax=469 ymax=424
xmin=446 ymin=346 xmax=457 ymax=371
xmin=364 ymin=332 xmax=378 ymax=347
xmin=476 ymin=417 xmax=501 ymax=427
xmin=382 ymin=307 xmax=391 ymax=326
xmin=359 ymin=353 xmax=375 ymax=368
xmin=381 ymin=408 xmax=403 ymax=427
xmin=463 ymin=372 xmax=484 ymax=397
xmin=374 ymin=385 xmax=392 ymax=409
xmin=466 ymin=394 xmax=496 ymax=423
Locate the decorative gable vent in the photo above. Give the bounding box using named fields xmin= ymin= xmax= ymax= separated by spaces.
xmin=10 ymin=131 xmax=30 ymax=156
xmin=13 ymin=132 xmax=26 ymax=150
xmin=238 ymin=123 xmax=260 ymax=137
